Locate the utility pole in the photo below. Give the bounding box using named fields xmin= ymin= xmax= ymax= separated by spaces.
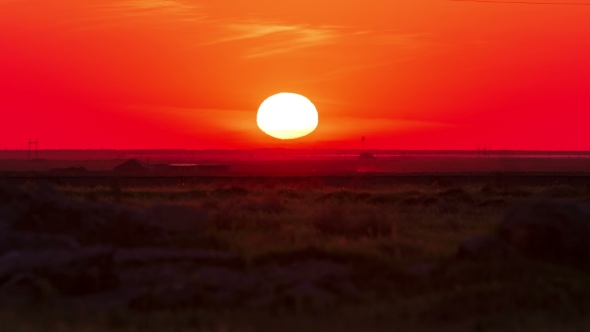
xmin=27 ymin=139 xmax=38 ymax=160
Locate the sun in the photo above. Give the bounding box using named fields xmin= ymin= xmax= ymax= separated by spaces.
xmin=257 ymin=93 xmax=318 ymax=140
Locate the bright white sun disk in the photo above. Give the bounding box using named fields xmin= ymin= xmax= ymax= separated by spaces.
xmin=257 ymin=93 xmax=318 ymax=140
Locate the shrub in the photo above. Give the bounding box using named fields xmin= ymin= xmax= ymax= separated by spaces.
xmin=241 ymin=196 xmax=285 ymax=214
xmin=210 ymin=200 xmax=282 ymax=231
xmin=313 ymin=206 xmax=392 ymax=238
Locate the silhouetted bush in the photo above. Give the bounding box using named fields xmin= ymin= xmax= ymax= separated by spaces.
xmin=277 ymin=189 xmax=301 ymax=199
xmin=212 ymin=186 xmax=249 ymax=197
xmin=367 ymin=194 xmax=398 ymax=205
xmin=437 ymin=188 xmax=474 ymax=203
xmin=544 ymin=185 xmax=582 ymax=198
xmin=210 ymin=200 xmax=282 ymax=231
xmin=0 ymin=182 xmax=208 ymax=247
xmin=200 ymin=199 xmax=220 ymax=211
xmin=500 ymin=189 xmax=533 ymax=198
xmin=313 ymin=206 xmax=392 ymax=238
xmin=477 ymin=198 xmax=508 ymax=208
xmin=321 ymin=191 xmax=371 ymax=203
xmin=241 ymin=196 xmax=285 ymax=214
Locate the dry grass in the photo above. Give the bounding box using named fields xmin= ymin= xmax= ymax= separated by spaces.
xmin=5 ymin=181 xmax=590 ymax=330
xmin=57 ymin=182 xmax=577 ymax=258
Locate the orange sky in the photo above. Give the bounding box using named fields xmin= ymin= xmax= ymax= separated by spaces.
xmin=1 ymin=0 xmax=589 ymax=150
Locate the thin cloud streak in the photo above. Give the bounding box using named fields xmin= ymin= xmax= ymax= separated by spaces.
xmin=205 ymin=21 xmax=340 ymax=58
xmin=40 ymin=1 xmax=431 ymax=59
xmin=110 ymin=0 xmax=200 ymax=12
xmin=209 ymin=22 xmax=301 ymax=43
xmin=208 ymin=21 xmax=430 ymax=59
xmin=243 ymin=28 xmax=339 ymax=58
xmin=102 ymin=0 xmax=205 ymax=20
xmin=51 ymin=0 xmax=207 ymax=33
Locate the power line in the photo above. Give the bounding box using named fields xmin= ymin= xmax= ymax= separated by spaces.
xmin=450 ymin=0 xmax=590 ymax=5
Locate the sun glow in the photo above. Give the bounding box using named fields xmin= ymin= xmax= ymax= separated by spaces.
xmin=257 ymin=93 xmax=319 ymax=140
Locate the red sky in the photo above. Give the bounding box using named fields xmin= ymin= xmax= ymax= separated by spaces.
xmin=1 ymin=0 xmax=589 ymax=150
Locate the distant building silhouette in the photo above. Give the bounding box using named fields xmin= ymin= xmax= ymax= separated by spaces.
xmin=358 ymin=152 xmax=376 ymax=160
xmin=113 ymin=159 xmax=150 ymax=172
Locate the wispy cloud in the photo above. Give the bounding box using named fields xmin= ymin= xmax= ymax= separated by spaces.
xmin=206 ymin=20 xmax=430 ymax=59
xmin=61 ymin=0 xmax=206 ymax=30
xmin=39 ymin=0 xmax=432 ymax=61
xmin=206 ymin=21 xmax=341 ymax=58
xmin=108 ymin=0 xmax=200 ymax=14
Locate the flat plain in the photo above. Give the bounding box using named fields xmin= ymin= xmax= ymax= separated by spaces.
xmin=2 ymin=155 xmax=590 ymax=331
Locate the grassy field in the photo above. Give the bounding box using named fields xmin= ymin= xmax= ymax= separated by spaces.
xmin=4 ymin=180 xmax=590 ymax=331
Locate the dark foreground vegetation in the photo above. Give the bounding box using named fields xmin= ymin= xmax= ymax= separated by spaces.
xmin=2 ymin=179 xmax=590 ymax=331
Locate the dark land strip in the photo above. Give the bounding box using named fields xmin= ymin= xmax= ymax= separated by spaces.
xmin=3 ymin=172 xmax=590 ymax=187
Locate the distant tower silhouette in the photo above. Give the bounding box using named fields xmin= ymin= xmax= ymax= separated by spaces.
xmin=362 ymin=136 xmax=365 ymax=151
xmin=28 ymin=139 xmax=38 ymax=160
